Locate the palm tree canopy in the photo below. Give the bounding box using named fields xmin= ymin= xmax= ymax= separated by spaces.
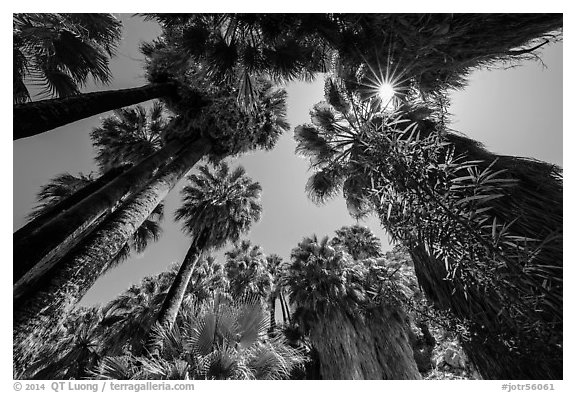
xmin=90 ymin=102 xmax=171 ymax=172
xmin=224 ymin=240 xmax=272 ymax=299
xmin=331 ymin=225 xmax=383 ymax=260
xmin=27 ymin=172 xmax=96 ymax=221
xmin=13 ymin=13 xmax=122 ymax=103
xmin=142 ymin=14 xmax=329 ymax=107
xmin=283 ymin=235 xmax=367 ymax=320
xmin=145 ymin=14 xmax=560 ymax=102
xmin=94 ymin=294 xmax=305 ymax=380
xmin=174 ymin=162 xmax=263 ymax=250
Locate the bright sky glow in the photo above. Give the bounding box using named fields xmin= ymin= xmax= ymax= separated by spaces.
xmin=378 ymin=83 xmax=396 ymax=106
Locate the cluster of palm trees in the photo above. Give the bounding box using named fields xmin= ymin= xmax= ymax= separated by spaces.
xmin=14 ymin=13 xmax=562 ymax=380
xmin=18 ymin=224 xmax=435 ymax=380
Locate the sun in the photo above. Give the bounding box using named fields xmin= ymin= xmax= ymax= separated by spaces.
xmin=378 ymin=83 xmax=396 ymax=105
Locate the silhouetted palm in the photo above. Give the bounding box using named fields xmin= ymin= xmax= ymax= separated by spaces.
xmin=23 ymin=172 xmax=163 ymax=274
xmin=14 ymin=81 xmax=289 ymax=374
xmin=224 ymin=240 xmax=272 ymax=300
xmin=331 ymin=225 xmax=383 ymax=260
xmin=295 ymin=78 xmax=562 ymax=379
xmin=282 ymin=234 xmax=420 ymax=379
xmin=155 ymin=162 xmax=263 ymax=328
xmin=91 ymin=102 xmax=170 ymax=172
xmin=15 ymin=103 xmax=169 ymax=285
xmin=14 ymin=13 xmax=318 ymax=139
xmin=13 ymin=13 xmax=122 ymax=103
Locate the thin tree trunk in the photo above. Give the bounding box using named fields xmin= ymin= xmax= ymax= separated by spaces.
xmin=268 ymin=293 xmax=277 ymax=332
xmin=14 ymin=164 xmax=131 ymax=248
xmin=279 ymin=292 xmax=288 ymax=325
xmin=14 ymin=83 xmax=178 ymax=140
xmin=13 ymin=139 xmax=211 ymax=370
xmin=281 ymin=291 xmax=292 ymax=324
xmin=13 ymin=136 xmax=191 ymax=287
xmin=155 ymin=235 xmax=208 ymax=328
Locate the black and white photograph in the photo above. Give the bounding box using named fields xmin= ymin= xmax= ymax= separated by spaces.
xmin=11 ymin=9 xmax=564 ymax=386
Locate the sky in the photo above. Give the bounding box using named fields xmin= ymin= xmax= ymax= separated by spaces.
xmin=11 ymin=14 xmax=563 ymax=308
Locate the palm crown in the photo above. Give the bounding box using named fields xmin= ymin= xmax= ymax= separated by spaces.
xmin=224 ymin=240 xmax=272 ymax=299
xmin=175 ymin=162 xmax=262 ymax=250
xmin=13 ymin=13 xmax=122 ymax=103
xmin=91 ymin=102 xmax=171 ymax=172
xmin=283 ymin=235 xmax=367 ymax=322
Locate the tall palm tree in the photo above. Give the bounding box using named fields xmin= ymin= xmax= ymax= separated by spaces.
xmin=13 ymin=80 xmax=287 ymax=291
xmin=15 ymin=102 xmax=170 ymax=286
xmin=282 ymin=234 xmax=421 ymax=379
xmin=294 ymin=81 xmax=562 ymax=379
xmin=13 ymin=13 xmax=122 ymax=104
xmin=15 ymin=14 xmax=560 ymax=140
xmin=331 ymin=225 xmax=383 ymax=260
xmin=330 ymin=225 xmax=435 ymax=372
xmin=224 ymin=241 xmax=272 ymax=301
xmin=13 ymin=13 xmax=325 ymax=140
xmin=154 ymin=162 xmax=263 ymax=329
xmin=14 ymin=165 xmax=133 ymax=249
xmin=20 ymin=171 xmax=163 ymax=278
xmin=14 ymin=82 xmax=289 ymax=368
xmin=185 ymin=255 xmax=229 ymax=302
xmin=265 ymin=254 xmax=285 ymax=331
xmin=18 ymin=270 xmax=175 ymax=378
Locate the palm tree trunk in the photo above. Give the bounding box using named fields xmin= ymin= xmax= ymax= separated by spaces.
xmin=409 ymin=243 xmax=561 ymax=379
xmin=155 ymin=233 xmax=209 ymax=328
xmin=279 ymin=292 xmax=288 ymax=325
xmin=281 ymin=291 xmax=292 ymax=324
xmin=310 ymin=307 xmax=421 ymax=379
xmin=13 ymin=83 xmax=178 ymax=140
xmin=13 ymin=139 xmax=211 ymax=370
xmin=268 ymin=294 xmax=277 ymax=332
xmin=14 ymin=164 xmax=131 ymax=244
xmin=13 ymin=136 xmax=191 ymax=286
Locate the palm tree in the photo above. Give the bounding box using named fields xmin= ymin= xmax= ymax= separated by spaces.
xmin=14 ymin=103 xmax=170 ymax=286
xmin=13 ymin=13 xmax=326 ymax=140
xmin=99 ymin=273 xmax=175 ymax=357
xmin=265 ymin=254 xmax=285 ymax=331
xmin=331 ymin=225 xmax=383 ymax=260
xmin=282 ymin=234 xmax=421 ymax=379
xmin=94 ymin=295 xmax=306 ymax=380
xmin=185 ymin=255 xmax=229 ymax=302
xmin=13 ymin=80 xmax=287 ymax=291
xmin=17 ymin=307 xmax=109 ymax=379
xmin=16 ymin=270 xmax=176 ymax=379
xmin=224 ymin=241 xmax=272 ymax=301
xmin=330 ymin=226 xmax=436 ymax=373
xmin=154 ymin=162 xmax=263 ymax=329
xmin=91 ymin=102 xmax=168 ymax=172
xmin=14 ymin=14 xmax=561 ymax=140
xmin=13 ymin=13 xmax=122 ymax=104
xmin=14 ymin=83 xmax=289 ymax=368
xmin=18 ymin=171 xmax=163 ymax=280
xmin=311 ymin=14 xmax=561 ymax=97
xmin=294 ymin=81 xmax=562 ymax=379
